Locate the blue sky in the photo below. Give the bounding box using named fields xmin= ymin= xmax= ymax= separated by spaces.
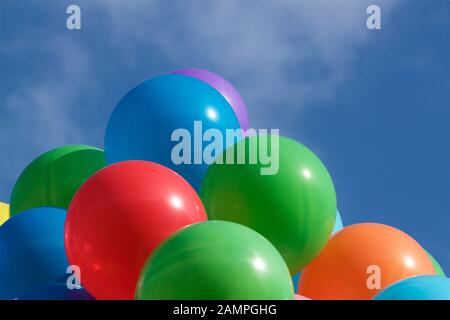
xmin=1 ymin=1 xmax=449 ymax=272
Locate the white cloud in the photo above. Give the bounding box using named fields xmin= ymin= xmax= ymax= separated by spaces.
xmin=0 ymin=0 xmax=402 ymax=199
xmin=94 ymin=0 xmax=401 ymax=130
xmin=0 ymin=37 xmax=99 ymax=195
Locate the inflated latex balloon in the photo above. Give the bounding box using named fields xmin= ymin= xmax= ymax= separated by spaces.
xmin=16 ymin=284 xmax=94 ymax=300
xmin=0 ymin=207 xmax=68 ymax=299
xmin=294 ymin=294 xmax=311 ymax=300
xmin=292 ymin=273 xmax=301 ymax=293
xmin=105 ymin=74 xmax=241 ymax=190
xmin=201 ymin=135 xmax=336 ymax=274
xmin=136 ymin=221 xmax=293 ymax=300
xmin=292 ymin=209 xmax=342 ymax=292
xmin=9 ymin=145 xmax=105 ymax=216
xmin=171 ymin=68 xmax=249 ymax=131
xmin=65 ymin=160 xmax=207 ymax=300
xmin=374 ymin=275 xmax=450 ymax=300
xmin=298 ymin=223 xmax=436 ymax=300
xmin=426 ymin=250 xmax=446 ymax=276
xmin=333 ymin=209 xmax=344 ymax=234
xmin=0 ymin=202 xmax=9 ymax=225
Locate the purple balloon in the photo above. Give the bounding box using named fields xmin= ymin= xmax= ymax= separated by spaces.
xmin=171 ymin=68 xmax=249 ymax=131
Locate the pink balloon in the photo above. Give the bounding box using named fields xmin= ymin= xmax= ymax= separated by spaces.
xmin=171 ymin=68 xmax=249 ymax=131
xmin=294 ymin=294 xmax=311 ymax=300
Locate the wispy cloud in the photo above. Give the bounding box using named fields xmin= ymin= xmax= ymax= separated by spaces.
xmin=95 ymin=0 xmax=401 ymax=129
xmin=0 ymin=36 xmax=100 ymax=197
xmin=0 ymin=0 xmax=401 ymax=200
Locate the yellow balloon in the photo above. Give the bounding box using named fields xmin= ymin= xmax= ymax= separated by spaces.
xmin=0 ymin=202 xmax=10 ymax=225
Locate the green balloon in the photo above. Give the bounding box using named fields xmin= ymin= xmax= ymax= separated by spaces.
xmin=201 ymin=135 xmax=336 ymax=274
xmin=426 ymin=250 xmax=446 ymax=277
xmin=136 ymin=221 xmax=294 ymax=300
xmin=10 ymin=145 xmax=105 ymax=215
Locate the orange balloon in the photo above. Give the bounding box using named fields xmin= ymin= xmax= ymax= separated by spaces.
xmin=298 ymin=223 xmax=435 ymax=300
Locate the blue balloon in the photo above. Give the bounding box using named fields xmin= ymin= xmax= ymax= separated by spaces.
xmin=0 ymin=207 xmax=68 ymax=299
xmin=374 ymin=275 xmax=450 ymax=300
xmin=56 ymin=274 xmax=70 ymax=283
xmin=105 ymin=74 xmax=241 ymax=190
xmin=292 ymin=272 xmax=301 ymax=293
xmin=16 ymin=283 xmax=94 ymax=300
xmin=332 ymin=209 xmax=344 ymax=234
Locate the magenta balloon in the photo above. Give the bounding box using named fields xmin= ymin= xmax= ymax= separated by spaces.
xmin=294 ymin=294 xmax=311 ymax=300
xmin=171 ymin=68 xmax=249 ymax=131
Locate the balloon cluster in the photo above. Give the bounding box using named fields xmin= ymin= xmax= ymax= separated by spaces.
xmin=0 ymin=68 xmax=448 ymax=300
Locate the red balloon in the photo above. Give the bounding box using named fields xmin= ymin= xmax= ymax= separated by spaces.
xmin=65 ymin=160 xmax=207 ymax=299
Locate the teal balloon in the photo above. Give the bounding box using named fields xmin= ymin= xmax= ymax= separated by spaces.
xmin=374 ymin=275 xmax=450 ymax=300
xmin=0 ymin=207 xmax=68 ymax=299
xmin=332 ymin=210 xmax=343 ymax=234
xmin=105 ymin=74 xmax=241 ymax=190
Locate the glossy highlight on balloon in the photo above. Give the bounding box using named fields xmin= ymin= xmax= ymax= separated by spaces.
xmin=104 ymin=74 xmax=241 ymax=190
xmin=9 ymin=145 xmax=105 ymax=216
xmin=136 ymin=221 xmax=294 ymax=300
xmin=201 ymin=135 xmax=337 ymax=274
xmin=65 ymin=160 xmax=207 ymax=300
xmin=298 ymin=223 xmax=436 ymax=300
xmin=171 ymin=68 xmax=249 ymax=131
xmin=0 ymin=207 xmax=68 ymax=299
